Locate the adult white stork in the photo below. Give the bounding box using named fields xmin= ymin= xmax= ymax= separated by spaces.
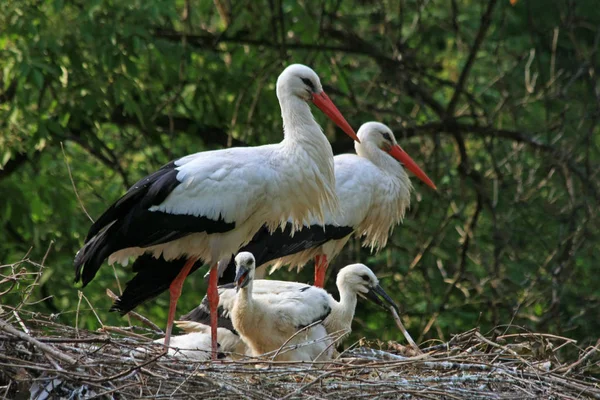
xmin=73 ymin=64 xmax=359 ymax=359
xmin=180 ymin=253 xmax=398 ymax=360
xmin=243 ymin=121 xmax=436 ymax=287
xmin=113 ymin=122 xmax=436 ymax=308
xmin=215 ymin=121 xmax=436 ymax=286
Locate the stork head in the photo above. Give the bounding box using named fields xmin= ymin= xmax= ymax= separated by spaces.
xmin=234 ymin=252 xmax=256 ymax=292
xmin=277 ymin=64 xmax=359 ymax=142
xmin=357 ymin=122 xmax=437 ymax=190
xmin=337 ymin=263 xmax=400 ymax=313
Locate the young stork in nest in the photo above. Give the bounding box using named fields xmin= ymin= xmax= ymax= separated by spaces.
xmin=180 ymin=252 xmax=398 ymax=361
xmin=149 ymin=324 xmax=246 ymax=361
xmin=231 ymin=252 xmax=334 ymax=361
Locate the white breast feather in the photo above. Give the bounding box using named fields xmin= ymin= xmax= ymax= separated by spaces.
xmin=268 ymin=153 xmax=411 ymax=272
xmin=231 ymin=283 xmax=333 ymax=361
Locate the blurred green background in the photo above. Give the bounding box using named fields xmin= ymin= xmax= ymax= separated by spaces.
xmin=1 ymin=0 xmax=598 ymax=349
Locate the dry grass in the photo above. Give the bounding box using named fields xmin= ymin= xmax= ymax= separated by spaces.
xmin=1 ymin=257 xmax=599 ymax=399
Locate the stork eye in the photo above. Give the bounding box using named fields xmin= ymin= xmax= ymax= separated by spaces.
xmin=361 ymin=274 xmax=370 ymax=281
xmin=381 ymin=132 xmax=392 ymax=142
xmin=301 ymin=77 xmax=316 ymax=91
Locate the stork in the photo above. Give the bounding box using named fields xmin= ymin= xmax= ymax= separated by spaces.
xmin=231 ymin=252 xmax=334 ymax=361
xmin=147 ymin=324 xmax=246 ymax=361
xmin=236 ymin=121 xmax=436 ymax=286
xmin=174 ymin=320 xmax=248 ymax=359
xmin=111 ymin=122 xmax=436 ymax=311
xmin=73 ymin=64 xmax=359 ymax=359
xmin=180 ymin=253 xmax=398 ymax=360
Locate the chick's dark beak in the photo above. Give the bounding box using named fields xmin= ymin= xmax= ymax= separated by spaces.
xmin=234 ymin=266 xmax=250 ymax=293
xmin=363 ymin=284 xmax=400 ymax=314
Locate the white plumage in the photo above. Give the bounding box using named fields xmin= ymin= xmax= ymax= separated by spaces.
xmin=161 ymin=322 xmax=247 ymax=361
xmin=180 ymin=253 xmax=398 ymax=361
xmin=74 ymin=64 xmax=358 ymax=357
xmin=132 ymin=323 xmax=244 ymax=361
xmin=227 ymin=122 xmax=436 ymax=287
xmin=270 ymin=122 xmax=416 ymax=274
xmin=231 ymin=252 xmax=334 ymax=361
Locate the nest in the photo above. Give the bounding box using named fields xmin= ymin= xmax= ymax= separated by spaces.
xmin=1 ymin=259 xmax=599 ymax=399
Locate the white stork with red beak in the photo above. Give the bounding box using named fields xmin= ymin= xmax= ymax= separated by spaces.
xmin=264 ymin=121 xmax=437 ymax=286
xmin=113 ymin=122 xmax=436 ymax=307
xmin=74 ymin=64 xmax=358 ymax=359
xmin=207 ymin=122 xmax=436 ymax=286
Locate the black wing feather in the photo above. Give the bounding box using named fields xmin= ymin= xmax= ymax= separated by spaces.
xmin=218 ymin=222 xmax=354 ymax=285
xmin=74 ymin=160 xmax=236 ymax=287
xmin=85 ymin=161 xmax=178 ymax=241
xmin=109 ymin=254 xmax=204 ymax=315
xmin=297 ymin=301 xmax=331 ymax=331
xmin=179 ymin=287 xmax=238 ymax=334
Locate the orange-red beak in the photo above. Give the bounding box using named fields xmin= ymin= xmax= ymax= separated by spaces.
xmin=311 ymin=91 xmax=360 ymax=143
xmin=388 ymin=145 xmax=437 ymax=190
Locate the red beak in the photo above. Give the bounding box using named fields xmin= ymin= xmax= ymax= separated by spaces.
xmin=311 ymin=91 xmax=360 ymax=143
xmin=388 ymin=145 xmax=437 ymax=190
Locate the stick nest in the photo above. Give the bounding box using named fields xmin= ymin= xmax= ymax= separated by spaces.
xmin=1 ymin=259 xmax=599 ymax=399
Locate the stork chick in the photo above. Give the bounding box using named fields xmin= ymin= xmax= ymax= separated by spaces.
xmin=231 ymin=252 xmax=334 ymax=361
xmin=182 ymin=253 xmax=399 ymax=360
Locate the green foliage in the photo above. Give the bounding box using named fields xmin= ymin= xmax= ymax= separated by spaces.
xmin=1 ymin=0 xmax=598 ymax=349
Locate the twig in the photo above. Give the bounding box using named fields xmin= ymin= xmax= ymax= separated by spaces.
xmin=270 ymin=320 xmax=323 ymax=361
xmin=105 ymin=289 xmax=163 ymax=333
xmin=389 ymin=307 xmax=422 ymax=354
xmin=280 ymin=369 xmax=338 ymax=400
xmin=89 ymin=350 xmax=166 ymax=383
xmin=60 ymin=142 xmax=93 ymax=222
xmin=0 ymin=317 xmax=77 ymax=365
xmin=474 ymin=332 xmax=537 ymax=371
xmin=99 ymin=326 xmax=151 ymax=341
xmin=79 ymin=291 xmax=104 ymax=327
xmin=12 ymin=310 xmax=29 ymax=334
xmin=497 ymin=332 xmax=577 ymax=342
xmin=556 ymin=338 xmax=600 ymax=375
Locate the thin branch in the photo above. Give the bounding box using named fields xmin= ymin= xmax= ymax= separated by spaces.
xmin=0 ymin=317 xmax=78 ymax=365
xmin=446 ymin=0 xmax=498 ymax=116
xmin=61 ymin=142 xmax=94 ymax=223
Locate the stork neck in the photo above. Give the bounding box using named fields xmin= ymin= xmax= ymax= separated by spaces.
xmin=355 ymin=142 xmax=401 ymax=178
xmin=279 ymin=95 xmax=329 ymax=149
xmin=355 ymin=141 xmax=412 ymax=200
xmin=271 ymin=94 xmax=339 ymax=225
xmin=336 ymin=286 xmax=358 ymax=325
xmin=238 ymin=280 xmax=254 ymax=305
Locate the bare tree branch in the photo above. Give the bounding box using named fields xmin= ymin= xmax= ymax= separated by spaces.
xmin=446 ymin=0 xmax=498 ymax=116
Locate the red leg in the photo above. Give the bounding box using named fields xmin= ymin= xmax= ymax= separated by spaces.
xmin=165 ymin=257 xmax=197 ymax=348
xmin=207 ymin=264 xmax=219 ymax=360
xmin=314 ymin=254 xmax=328 ymax=288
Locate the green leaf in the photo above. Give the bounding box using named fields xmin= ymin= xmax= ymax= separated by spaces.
xmin=1 ymin=151 xmax=11 ymax=167
xmin=31 ymin=69 xmax=44 ymax=89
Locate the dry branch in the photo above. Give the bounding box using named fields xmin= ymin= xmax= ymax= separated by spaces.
xmin=1 ymin=257 xmax=599 ymax=399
